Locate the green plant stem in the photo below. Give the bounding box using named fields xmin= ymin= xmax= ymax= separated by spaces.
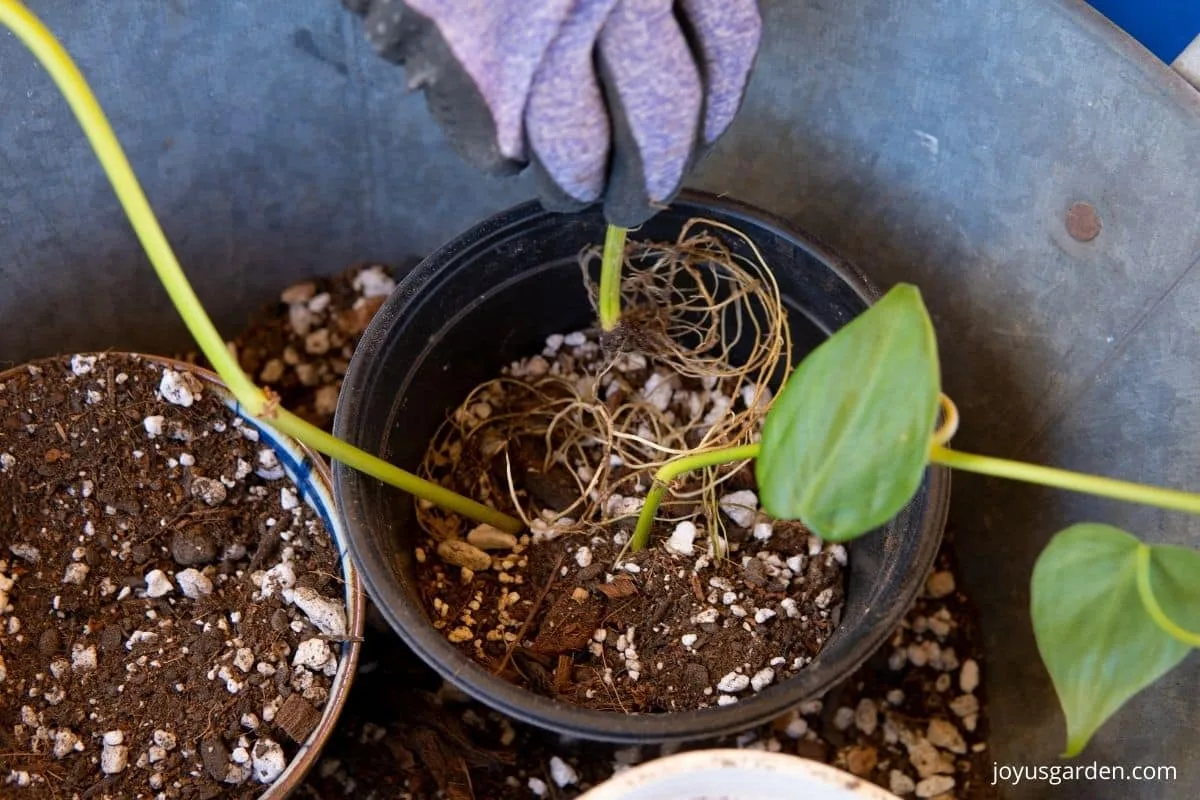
xmin=1134 ymin=545 xmax=1200 ymax=647
xmin=631 ymin=443 xmax=762 ymax=552
xmin=1 ymin=0 xmax=522 ymax=535
xmin=930 ymin=444 xmax=1200 ymax=516
xmin=598 ymin=224 xmax=628 ymax=331
xmin=270 ymin=410 xmax=522 ymax=532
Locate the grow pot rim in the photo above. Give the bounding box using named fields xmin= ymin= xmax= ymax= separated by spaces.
xmin=0 ymin=353 xmax=366 ymax=798
xmin=332 ymin=190 xmax=949 ymax=743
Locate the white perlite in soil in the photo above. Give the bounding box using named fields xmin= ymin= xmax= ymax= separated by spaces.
xmin=0 ymin=355 xmax=347 ymax=796
xmin=418 ymin=328 xmax=848 ymax=712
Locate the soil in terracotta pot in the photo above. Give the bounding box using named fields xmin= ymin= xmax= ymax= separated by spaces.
xmin=0 ymin=354 xmax=347 ymax=798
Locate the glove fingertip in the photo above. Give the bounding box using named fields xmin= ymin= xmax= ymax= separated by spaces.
xmin=595 ymin=44 xmax=693 ymax=229
xmin=362 ymin=0 xmax=411 ymax=63
xmin=603 ymin=191 xmax=672 ymax=230
xmin=529 ymin=156 xmax=592 ymax=215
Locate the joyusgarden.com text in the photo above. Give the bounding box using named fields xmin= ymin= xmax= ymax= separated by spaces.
xmin=992 ymin=762 xmax=1176 ymax=786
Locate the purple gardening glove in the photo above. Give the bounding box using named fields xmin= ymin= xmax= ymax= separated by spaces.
xmin=342 ymin=0 xmax=762 ymax=227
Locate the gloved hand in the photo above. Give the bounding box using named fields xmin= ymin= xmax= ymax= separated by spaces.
xmin=342 ymin=0 xmax=761 ymax=227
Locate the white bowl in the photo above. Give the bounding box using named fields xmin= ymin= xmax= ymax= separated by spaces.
xmin=577 ymin=750 xmax=900 ymax=800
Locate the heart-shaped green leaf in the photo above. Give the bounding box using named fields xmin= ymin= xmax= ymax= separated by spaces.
xmin=1031 ymin=524 xmax=1190 ymax=756
xmin=755 ymin=283 xmax=940 ymax=541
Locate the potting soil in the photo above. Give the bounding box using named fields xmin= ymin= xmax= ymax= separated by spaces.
xmin=0 ymin=354 xmax=345 ymax=797
xmin=196 ymin=263 xmax=406 ymax=433
xmin=302 ymin=533 xmax=996 ymax=800
xmin=414 ymin=328 xmax=848 ymax=712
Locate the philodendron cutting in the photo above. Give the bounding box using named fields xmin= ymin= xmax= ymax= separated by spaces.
xmin=9 ymin=0 xmax=1198 ymax=757
xmin=625 ymin=279 xmax=1200 ymax=757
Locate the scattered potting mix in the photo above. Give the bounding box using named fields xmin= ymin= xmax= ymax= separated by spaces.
xmin=202 ymin=264 xmax=996 ymax=799
xmin=0 ymin=354 xmax=348 ymax=798
xmin=217 ymin=261 xmax=412 ymax=432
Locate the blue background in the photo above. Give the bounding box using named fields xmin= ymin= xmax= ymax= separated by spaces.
xmin=1087 ymin=0 xmax=1200 ymax=62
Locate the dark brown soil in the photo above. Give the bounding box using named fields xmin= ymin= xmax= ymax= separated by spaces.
xmin=792 ymin=541 xmax=997 ymax=800
xmin=295 ymin=537 xmax=996 ymax=800
xmin=418 ymin=518 xmax=845 ymax=713
xmin=0 ymin=354 xmax=346 ymax=798
xmin=412 ymin=329 xmax=848 ymax=713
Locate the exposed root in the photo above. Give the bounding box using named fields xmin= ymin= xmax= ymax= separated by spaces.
xmin=417 ymin=218 xmax=791 ymax=552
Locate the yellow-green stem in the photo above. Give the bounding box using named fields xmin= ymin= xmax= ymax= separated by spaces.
xmin=1135 ymin=545 xmax=1200 ymax=647
xmin=270 ymin=410 xmax=522 ymax=532
xmin=929 ymin=444 xmax=1200 ymax=516
xmin=598 ymin=225 xmax=628 ymax=331
xmin=1 ymin=0 xmax=522 ymax=535
xmin=631 ymin=443 xmax=761 ymax=551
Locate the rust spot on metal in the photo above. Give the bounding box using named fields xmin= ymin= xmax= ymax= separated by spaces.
xmin=1066 ymin=202 xmax=1101 ymax=242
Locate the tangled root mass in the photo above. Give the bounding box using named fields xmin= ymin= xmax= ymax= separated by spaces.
xmin=418 ymin=219 xmax=792 ymax=554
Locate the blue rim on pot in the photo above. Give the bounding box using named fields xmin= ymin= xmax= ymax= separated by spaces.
xmin=192 ymin=361 xmax=366 ymax=798
xmin=332 ymin=191 xmax=949 ymax=743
